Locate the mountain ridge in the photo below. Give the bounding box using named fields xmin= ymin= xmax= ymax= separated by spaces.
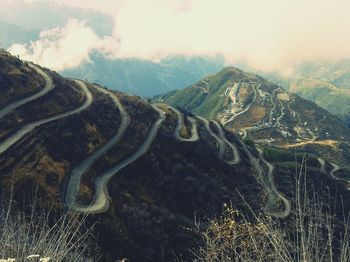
xmin=160 ymin=66 xmax=350 ymax=167
xmin=1 ymin=51 xmax=350 ymax=261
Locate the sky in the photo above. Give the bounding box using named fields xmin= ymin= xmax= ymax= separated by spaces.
xmin=5 ymin=0 xmax=350 ymax=73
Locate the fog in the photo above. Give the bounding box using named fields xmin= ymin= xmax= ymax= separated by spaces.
xmin=6 ymin=0 xmax=350 ymax=73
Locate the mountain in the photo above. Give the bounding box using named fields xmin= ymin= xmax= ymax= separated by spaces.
xmin=62 ymin=54 xmax=225 ymax=97
xmin=255 ymin=60 xmax=350 ymax=126
xmin=160 ymin=67 xmax=350 ymax=166
xmin=1 ymin=51 xmax=350 ymax=261
xmin=0 ymin=2 xmax=224 ymax=97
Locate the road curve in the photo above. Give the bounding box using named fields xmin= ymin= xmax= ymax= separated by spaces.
xmin=211 ymin=120 xmax=240 ymax=165
xmin=186 ymin=117 xmax=200 ymax=142
xmin=241 ymin=129 xmax=248 ymax=139
xmin=317 ymin=158 xmax=326 ymax=174
xmin=287 ymin=97 xmax=302 ymax=136
xmin=269 ymin=87 xmax=280 ymax=120
xmin=70 ymin=105 xmax=166 ymax=213
xmin=166 ymin=104 xmax=199 ymax=142
xmin=222 ymin=82 xmax=259 ymax=126
xmin=257 ymin=148 xmax=291 ymax=218
xmin=0 ymin=80 xmax=92 ymax=155
xmin=273 ymin=100 xmax=285 ymax=128
xmin=317 ymin=159 xmax=349 ymax=185
xmin=197 ymin=116 xmax=225 ymax=160
xmin=65 ymin=85 xmax=130 ymax=209
xmin=330 ymin=163 xmax=340 ymax=180
xmin=0 ymin=64 xmax=54 ymax=119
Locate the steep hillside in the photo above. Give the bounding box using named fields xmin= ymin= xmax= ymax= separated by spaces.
xmin=1 ymin=51 xmax=350 ymax=261
xmin=258 ymin=60 xmax=350 ymax=126
xmin=0 ymin=50 xmax=262 ymax=260
xmin=160 ymin=67 xmax=350 ymax=167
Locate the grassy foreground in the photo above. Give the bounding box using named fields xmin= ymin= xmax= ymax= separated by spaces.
xmin=191 ymin=160 xmax=350 ymax=262
xmin=0 ymin=191 xmax=98 ymax=261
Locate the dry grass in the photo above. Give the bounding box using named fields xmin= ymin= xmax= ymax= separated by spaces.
xmin=0 ymin=190 xmax=98 ymax=261
xmin=191 ymin=159 xmax=350 ymax=262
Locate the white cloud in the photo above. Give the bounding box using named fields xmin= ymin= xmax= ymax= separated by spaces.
xmin=8 ymin=19 xmax=119 ymax=71
xmin=7 ymin=0 xmax=350 ymax=72
xmin=112 ymin=0 xmax=350 ymax=71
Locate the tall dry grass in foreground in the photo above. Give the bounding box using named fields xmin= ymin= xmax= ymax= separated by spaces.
xmin=0 ymin=191 xmax=98 ymax=262
xmin=192 ymin=159 xmax=350 ymax=262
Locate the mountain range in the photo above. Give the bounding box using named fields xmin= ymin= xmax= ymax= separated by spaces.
xmin=0 ymin=3 xmax=224 ymax=97
xmin=62 ymin=54 xmax=225 ymax=97
xmin=2 ymin=2 xmax=350 ymax=119
xmin=249 ymin=60 xmax=350 ymax=127
xmin=1 ymin=50 xmax=350 ymax=260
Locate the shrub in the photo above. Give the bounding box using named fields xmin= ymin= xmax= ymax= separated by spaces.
xmin=192 ymin=162 xmax=350 ymax=261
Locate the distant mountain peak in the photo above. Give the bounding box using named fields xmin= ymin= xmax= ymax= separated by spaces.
xmin=161 ymin=66 xmax=350 ymax=165
xmin=1 ymin=52 xmax=350 ymax=261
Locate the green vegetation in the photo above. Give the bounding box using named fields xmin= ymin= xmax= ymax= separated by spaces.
xmin=163 ymin=67 xmax=247 ymax=119
xmin=263 ymin=146 xmax=295 ymax=162
xmin=243 ymin=138 xmax=255 ymax=148
xmin=295 ymin=84 xmax=350 ymax=125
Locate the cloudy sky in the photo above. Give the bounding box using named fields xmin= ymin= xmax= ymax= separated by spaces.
xmin=5 ymin=0 xmax=350 ymax=72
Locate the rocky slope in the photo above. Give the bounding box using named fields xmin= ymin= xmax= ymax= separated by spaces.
xmin=1 ymin=51 xmax=350 ymax=261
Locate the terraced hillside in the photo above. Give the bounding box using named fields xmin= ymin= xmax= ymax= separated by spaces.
xmin=1 ymin=51 xmax=350 ymax=261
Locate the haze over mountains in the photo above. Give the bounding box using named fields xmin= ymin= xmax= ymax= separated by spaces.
xmin=2 ymin=1 xmax=350 ymax=261
xmin=3 ymin=0 xmax=350 ymax=114
xmin=0 ymin=1 xmax=224 ymax=97
xmin=256 ymin=60 xmax=350 ymax=126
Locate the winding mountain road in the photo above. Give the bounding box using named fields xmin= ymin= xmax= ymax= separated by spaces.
xmin=197 ymin=116 xmax=226 ymax=160
xmin=317 ymin=158 xmax=350 ymax=185
xmin=257 ymin=148 xmax=291 ymax=218
xmin=241 ymin=129 xmax=248 ymax=139
xmin=70 ymin=105 xmax=166 ymax=213
xmin=167 ymin=105 xmax=199 ymax=142
xmin=65 ymin=85 xmax=130 ymax=209
xmin=0 ymin=64 xmax=54 ymax=119
xmin=273 ymin=100 xmax=285 ymax=128
xmin=330 ymin=163 xmax=340 ymax=180
xmin=269 ymin=87 xmax=280 ymax=120
xmin=222 ymin=82 xmax=259 ymax=126
xmin=317 ymin=157 xmax=326 ymax=174
xmin=0 ymin=80 xmax=92 ymax=155
xmin=211 ymin=120 xmax=240 ymax=165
